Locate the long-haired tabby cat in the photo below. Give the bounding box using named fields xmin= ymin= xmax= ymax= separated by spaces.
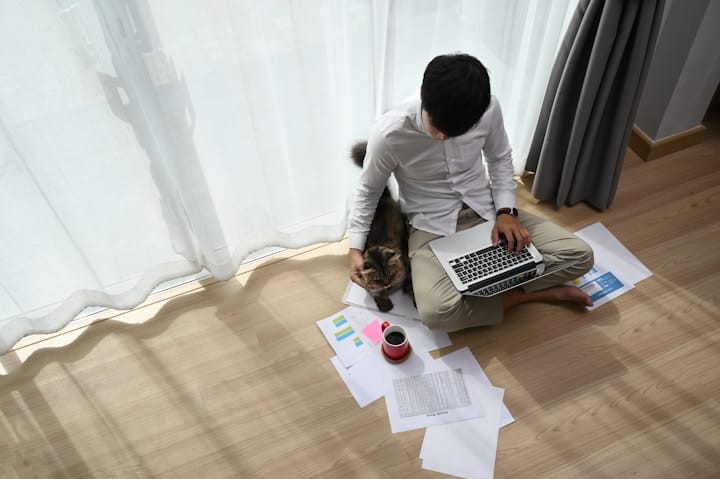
xmin=351 ymin=141 xmax=413 ymax=312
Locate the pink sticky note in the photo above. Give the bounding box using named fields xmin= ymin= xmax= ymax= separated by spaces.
xmin=362 ymin=319 xmax=384 ymax=345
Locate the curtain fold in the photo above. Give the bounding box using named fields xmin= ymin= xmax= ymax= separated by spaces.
xmin=525 ymin=0 xmax=665 ymax=210
xmin=0 ymin=0 xmax=577 ymax=355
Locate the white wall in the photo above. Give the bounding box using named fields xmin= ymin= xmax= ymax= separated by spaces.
xmin=634 ymin=0 xmax=720 ymax=141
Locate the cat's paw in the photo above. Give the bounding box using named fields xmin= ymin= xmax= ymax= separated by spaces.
xmin=375 ymin=297 xmax=394 ymax=312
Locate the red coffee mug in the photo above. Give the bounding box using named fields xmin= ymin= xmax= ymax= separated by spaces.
xmin=381 ymin=321 xmax=410 ymax=362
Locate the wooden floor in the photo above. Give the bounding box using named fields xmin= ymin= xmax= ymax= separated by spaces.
xmin=1 ymin=131 xmax=719 ymax=478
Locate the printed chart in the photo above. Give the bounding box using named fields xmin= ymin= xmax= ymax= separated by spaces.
xmin=316 ymin=306 xmax=380 ymax=367
xmin=570 ymin=222 xmax=653 ymax=311
xmin=332 ymin=315 xmax=364 ymax=347
xmin=571 ymin=264 xmax=632 ymax=310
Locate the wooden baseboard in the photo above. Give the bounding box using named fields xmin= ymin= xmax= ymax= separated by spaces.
xmin=629 ymin=124 xmax=708 ymax=161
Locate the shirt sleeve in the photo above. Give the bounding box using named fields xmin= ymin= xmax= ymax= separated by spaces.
xmin=482 ymin=99 xmax=516 ymax=211
xmin=348 ymin=129 xmax=398 ymax=250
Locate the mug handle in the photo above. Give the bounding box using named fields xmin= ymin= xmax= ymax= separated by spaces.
xmin=381 ymin=321 xmax=391 ymax=332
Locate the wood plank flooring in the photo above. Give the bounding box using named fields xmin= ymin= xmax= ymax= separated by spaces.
xmin=1 ymin=132 xmax=718 ymax=478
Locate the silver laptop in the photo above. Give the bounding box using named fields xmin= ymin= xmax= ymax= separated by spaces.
xmin=429 ymin=220 xmax=568 ymax=297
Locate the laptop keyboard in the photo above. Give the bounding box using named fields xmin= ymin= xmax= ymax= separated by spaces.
xmin=469 ymin=270 xmax=538 ymax=296
xmin=449 ymin=237 xmax=534 ymax=285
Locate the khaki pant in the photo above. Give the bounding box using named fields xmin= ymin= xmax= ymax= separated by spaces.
xmin=408 ymin=208 xmax=593 ymax=331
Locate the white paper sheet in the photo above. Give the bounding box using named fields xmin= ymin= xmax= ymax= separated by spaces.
xmin=419 ymin=347 xmax=510 ymax=478
xmin=574 ymin=222 xmax=652 ymax=285
xmin=330 ymin=349 xmax=436 ymax=408
xmin=432 ymin=347 xmax=514 ymax=428
xmin=343 ymin=281 xmax=421 ymax=320
xmin=568 ymin=222 xmax=652 ymax=310
xmin=384 ymin=351 xmax=496 ymax=433
xmin=316 ymin=306 xmax=380 ymax=367
xmin=330 ymin=353 xmax=385 ymax=408
xmin=420 ymin=386 xmax=504 ymax=479
xmin=421 ymin=459 xmax=478 ymax=479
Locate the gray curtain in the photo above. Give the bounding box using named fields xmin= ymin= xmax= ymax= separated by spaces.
xmin=525 ymin=0 xmax=665 ymax=210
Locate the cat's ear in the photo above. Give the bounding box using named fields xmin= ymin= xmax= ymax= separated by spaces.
xmin=389 ymin=252 xmax=401 ymax=263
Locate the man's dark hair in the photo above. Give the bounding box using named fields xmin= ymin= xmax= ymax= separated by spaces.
xmin=421 ymin=53 xmax=491 ymax=137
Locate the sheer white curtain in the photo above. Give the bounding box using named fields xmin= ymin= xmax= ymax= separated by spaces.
xmin=0 ymin=0 xmax=576 ymax=354
xmin=373 ymin=0 xmax=578 ymax=172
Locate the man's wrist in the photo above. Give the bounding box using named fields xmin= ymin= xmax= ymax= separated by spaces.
xmin=496 ymin=207 xmax=519 ymax=217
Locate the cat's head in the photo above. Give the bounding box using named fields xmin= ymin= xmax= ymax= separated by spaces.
xmin=361 ymin=246 xmax=407 ymax=295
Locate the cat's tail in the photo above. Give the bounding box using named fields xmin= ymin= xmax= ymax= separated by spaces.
xmin=350 ymin=141 xmax=368 ymax=168
xmin=350 ymin=140 xmax=392 ymax=199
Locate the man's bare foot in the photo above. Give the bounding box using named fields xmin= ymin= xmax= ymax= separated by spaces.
xmin=542 ymin=284 xmax=593 ymax=306
xmin=501 ymin=284 xmax=593 ymax=310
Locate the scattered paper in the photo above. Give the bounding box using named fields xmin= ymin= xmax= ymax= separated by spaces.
xmin=571 ymin=222 xmax=652 ymax=310
xmin=420 ymin=386 xmax=504 ymax=479
xmin=433 ymin=347 xmax=514 ymax=428
xmin=421 ymin=460 xmax=480 ymax=479
xmin=384 ymin=352 xmax=495 ymax=433
xmin=575 ymin=222 xmax=652 ymax=285
xmin=343 ymin=281 xmax=421 ymax=320
xmin=570 ymin=264 xmax=633 ymax=310
xmin=330 ymin=353 xmax=385 ymax=408
xmin=394 ymin=369 xmax=472 ymax=417
xmin=420 ymin=347 xmax=511 ymax=478
xmin=316 ymin=307 xmax=382 ymax=367
xmin=329 ymin=348 xmax=437 ymax=408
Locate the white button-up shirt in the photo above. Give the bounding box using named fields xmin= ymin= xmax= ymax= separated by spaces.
xmin=348 ymin=95 xmax=516 ymax=250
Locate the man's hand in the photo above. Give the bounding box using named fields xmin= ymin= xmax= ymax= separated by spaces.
xmin=349 ymin=248 xmax=366 ymax=287
xmin=492 ymin=215 xmax=531 ymax=253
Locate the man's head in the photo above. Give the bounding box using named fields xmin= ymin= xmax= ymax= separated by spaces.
xmin=420 ymin=53 xmax=491 ymax=139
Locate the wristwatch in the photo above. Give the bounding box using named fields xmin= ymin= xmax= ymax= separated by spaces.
xmin=496 ymin=207 xmax=519 ymax=217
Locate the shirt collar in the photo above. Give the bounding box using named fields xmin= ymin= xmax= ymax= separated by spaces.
xmin=413 ymin=100 xmax=432 ymax=137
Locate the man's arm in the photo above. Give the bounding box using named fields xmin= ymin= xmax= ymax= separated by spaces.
xmin=483 ymin=99 xmax=530 ymax=252
xmin=348 ymin=131 xmax=397 ymax=285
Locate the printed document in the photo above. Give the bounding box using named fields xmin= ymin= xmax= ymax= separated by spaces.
xmin=384 ymin=351 xmax=495 ymax=433
xmin=571 ymin=222 xmax=652 ymax=310
xmin=420 ymin=347 xmax=510 ymax=478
